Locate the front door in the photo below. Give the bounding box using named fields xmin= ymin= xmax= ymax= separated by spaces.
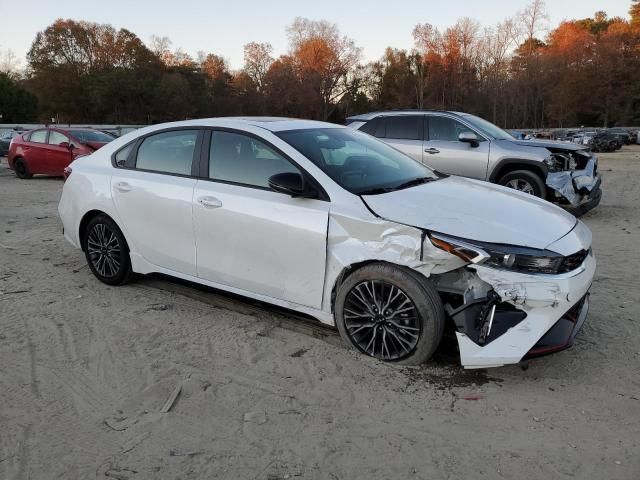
xmin=111 ymin=129 xmax=200 ymax=276
xmin=423 ymin=115 xmax=490 ymax=179
xmin=193 ymin=130 xmax=329 ymax=309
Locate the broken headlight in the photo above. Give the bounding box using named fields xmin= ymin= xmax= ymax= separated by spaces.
xmin=543 ymin=154 xmax=559 ymax=171
xmin=429 ymin=233 xmax=563 ymax=274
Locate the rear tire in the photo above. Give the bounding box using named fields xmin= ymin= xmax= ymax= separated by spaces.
xmin=335 ymin=263 xmax=445 ymax=365
xmin=498 ymin=170 xmax=546 ymax=199
xmin=82 ymin=214 xmax=133 ymax=286
xmin=14 ymin=158 xmax=32 ymax=179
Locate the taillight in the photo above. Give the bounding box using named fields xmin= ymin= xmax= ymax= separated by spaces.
xmin=63 ymin=166 xmax=72 ymax=181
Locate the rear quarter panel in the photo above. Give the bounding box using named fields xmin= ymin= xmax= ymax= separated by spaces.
xmin=58 ymin=155 xmax=123 ymax=249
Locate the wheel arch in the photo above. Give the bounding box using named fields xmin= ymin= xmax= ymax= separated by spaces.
xmin=9 ymin=155 xmax=23 ymax=170
xmin=330 ymin=259 xmax=431 ymax=314
xmin=489 ymin=158 xmax=547 ymax=183
xmin=78 ymin=209 xmax=130 ymax=253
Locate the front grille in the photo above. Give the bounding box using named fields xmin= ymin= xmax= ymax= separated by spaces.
xmin=558 ymin=249 xmax=589 ymax=273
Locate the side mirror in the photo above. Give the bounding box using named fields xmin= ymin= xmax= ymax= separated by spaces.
xmin=268 ymin=172 xmax=315 ymax=198
xmin=459 ymin=131 xmax=480 ymax=147
xmin=60 ymin=142 xmax=76 ymax=150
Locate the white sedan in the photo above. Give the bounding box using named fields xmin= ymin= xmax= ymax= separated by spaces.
xmin=58 ymin=117 xmax=595 ymax=368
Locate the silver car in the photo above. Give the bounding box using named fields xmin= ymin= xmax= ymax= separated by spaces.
xmin=346 ymin=111 xmax=602 ymax=215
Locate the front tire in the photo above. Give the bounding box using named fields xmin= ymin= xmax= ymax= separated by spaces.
xmin=335 ymin=263 xmax=445 ymax=365
xmin=82 ymin=215 xmax=133 ymax=285
xmin=14 ymin=158 xmax=32 ymax=179
xmin=498 ymin=170 xmax=546 ymax=199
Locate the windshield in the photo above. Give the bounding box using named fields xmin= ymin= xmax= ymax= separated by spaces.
xmin=277 ymin=128 xmax=439 ymax=195
xmin=67 ymin=130 xmax=114 ymax=143
xmin=460 ymin=114 xmax=513 ymax=140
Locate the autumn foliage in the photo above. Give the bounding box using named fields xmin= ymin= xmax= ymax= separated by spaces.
xmin=2 ymin=1 xmax=640 ymax=128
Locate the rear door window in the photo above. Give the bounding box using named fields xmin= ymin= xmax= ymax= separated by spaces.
xmin=359 ymin=118 xmax=379 ymax=136
xmin=48 ymin=131 xmax=70 ymax=146
xmin=29 ymin=130 xmax=48 ymax=143
xmin=135 ymin=130 xmax=198 ymax=176
xmin=384 ymin=116 xmax=423 ymax=140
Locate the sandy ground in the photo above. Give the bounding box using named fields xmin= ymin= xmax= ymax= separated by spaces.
xmin=0 ymin=147 xmax=639 ymax=480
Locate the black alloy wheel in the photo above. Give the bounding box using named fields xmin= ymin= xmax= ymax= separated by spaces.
xmin=83 ymin=215 xmax=132 ymax=285
xmin=335 ymin=263 xmax=445 ymax=365
xmin=343 ymin=280 xmax=421 ymax=361
xmin=87 ymin=223 xmax=122 ymax=279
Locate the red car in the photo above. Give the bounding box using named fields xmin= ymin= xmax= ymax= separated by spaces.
xmin=7 ymin=127 xmax=114 ymax=178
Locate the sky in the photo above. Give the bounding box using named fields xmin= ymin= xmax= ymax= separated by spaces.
xmin=1 ymin=0 xmax=632 ymax=70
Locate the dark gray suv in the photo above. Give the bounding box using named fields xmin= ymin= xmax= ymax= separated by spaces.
xmin=346 ymin=111 xmax=602 ymax=215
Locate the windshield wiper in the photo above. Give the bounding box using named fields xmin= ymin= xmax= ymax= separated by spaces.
xmin=356 ymin=187 xmax=395 ymax=195
xmin=356 ymin=177 xmax=436 ymax=196
xmin=392 ymin=176 xmax=436 ymax=191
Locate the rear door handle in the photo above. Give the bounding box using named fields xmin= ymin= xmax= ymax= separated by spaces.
xmin=424 ymin=148 xmax=440 ymax=154
xmin=115 ymin=181 xmax=132 ymax=193
xmin=198 ymin=196 xmax=223 ymax=209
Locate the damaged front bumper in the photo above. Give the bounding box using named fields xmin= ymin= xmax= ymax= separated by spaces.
xmin=449 ymin=252 xmax=595 ymax=369
xmin=546 ymin=157 xmax=602 ymax=216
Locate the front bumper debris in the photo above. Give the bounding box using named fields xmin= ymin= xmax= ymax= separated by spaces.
xmin=453 ymin=252 xmax=595 ymax=369
xmin=546 ymin=157 xmax=602 ymax=215
xmin=525 ymin=294 xmax=589 ymax=358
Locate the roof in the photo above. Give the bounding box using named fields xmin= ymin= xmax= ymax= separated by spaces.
xmin=128 ymin=117 xmax=342 ymax=134
xmin=217 ymin=117 xmax=339 ymax=132
xmin=346 ymin=110 xmax=464 ymax=121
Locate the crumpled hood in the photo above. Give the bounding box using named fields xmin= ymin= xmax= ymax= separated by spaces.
xmin=508 ymin=138 xmax=588 ymax=152
xmin=362 ymin=176 xmax=577 ymax=250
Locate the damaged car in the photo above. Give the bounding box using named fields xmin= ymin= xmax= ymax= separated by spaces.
xmin=346 ymin=111 xmax=602 ymax=216
xmin=58 ymin=118 xmax=595 ymax=369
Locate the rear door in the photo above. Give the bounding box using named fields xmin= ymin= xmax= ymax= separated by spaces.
xmin=111 ymin=129 xmax=201 ymax=276
xmin=368 ymin=115 xmax=424 ymax=163
xmin=193 ymin=129 xmax=329 ymax=309
xmin=423 ymin=114 xmax=490 ymax=179
xmin=24 ymin=129 xmax=49 ymax=174
xmin=46 ymin=130 xmax=74 ymax=175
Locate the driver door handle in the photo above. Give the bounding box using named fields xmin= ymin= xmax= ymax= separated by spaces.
xmin=198 ymin=196 xmax=223 ymax=209
xmin=424 ymin=148 xmax=440 ymax=154
xmin=115 ymin=181 xmax=132 ymax=193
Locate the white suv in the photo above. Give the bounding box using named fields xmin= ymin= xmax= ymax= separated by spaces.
xmin=59 ymin=117 xmax=595 ymax=369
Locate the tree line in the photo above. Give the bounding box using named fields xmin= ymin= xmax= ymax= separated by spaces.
xmin=1 ymin=0 xmax=640 ymax=128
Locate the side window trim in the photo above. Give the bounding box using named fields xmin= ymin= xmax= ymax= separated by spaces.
xmin=374 ymin=117 xmax=387 ymax=138
xmin=423 ymin=115 xmax=429 ymax=141
xmin=200 ymin=127 xmax=330 ymax=201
